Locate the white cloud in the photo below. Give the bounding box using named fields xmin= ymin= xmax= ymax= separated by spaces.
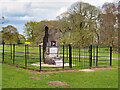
xmin=82 ymin=0 xmax=114 ymax=7
xmin=56 ymin=7 xmax=68 ymax=17
xmin=1 ymin=0 xmax=78 ymax=2
xmin=114 ymin=0 xmax=119 ymax=2
xmin=1 ymin=0 xmax=117 ymax=34
xmin=15 ymin=16 xmax=35 ymax=21
xmin=1 ymin=2 xmax=32 ymax=16
xmin=1 ymin=0 xmax=116 ymax=20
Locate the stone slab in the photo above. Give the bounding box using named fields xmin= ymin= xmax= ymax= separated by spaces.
xmin=31 ymin=62 xmax=75 ymax=67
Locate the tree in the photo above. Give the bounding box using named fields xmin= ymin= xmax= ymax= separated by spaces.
xmin=23 ymin=2 xmax=103 ymax=47
xmin=2 ymin=25 xmax=19 ymax=44
xmin=0 ymin=16 xmax=9 ymax=44
xmin=23 ymin=21 xmax=38 ymax=42
xmin=118 ymin=1 xmax=120 ymax=51
xmin=100 ymin=2 xmax=118 ymax=46
xmin=57 ymin=2 xmax=101 ymax=47
xmin=18 ymin=34 xmax=26 ymax=44
xmin=24 ymin=20 xmax=58 ymax=44
xmin=33 ymin=20 xmax=57 ymax=44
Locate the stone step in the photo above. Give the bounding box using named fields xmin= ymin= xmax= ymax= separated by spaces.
xmin=55 ymin=60 xmax=63 ymax=65
xmin=55 ymin=60 xmax=63 ymax=63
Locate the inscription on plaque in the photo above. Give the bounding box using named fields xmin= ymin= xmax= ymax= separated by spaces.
xmin=49 ymin=48 xmax=58 ymax=58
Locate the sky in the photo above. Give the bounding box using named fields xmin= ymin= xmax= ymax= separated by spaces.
xmin=0 ymin=0 xmax=119 ymax=35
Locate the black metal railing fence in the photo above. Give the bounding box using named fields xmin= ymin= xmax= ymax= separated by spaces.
xmin=1 ymin=44 xmax=112 ymax=71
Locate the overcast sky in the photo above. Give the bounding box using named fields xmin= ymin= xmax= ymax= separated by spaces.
xmin=0 ymin=0 xmax=118 ymax=34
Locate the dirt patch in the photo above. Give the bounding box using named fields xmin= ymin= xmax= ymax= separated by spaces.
xmin=32 ymin=69 xmax=76 ymax=74
xmin=32 ymin=67 xmax=118 ymax=74
xmin=48 ymin=81 xmax=70 ymax=87
xmin=79 ymin=69 xmax=95 ymax=72
xmin=91 ymin=66 xmax=118 ymax=70
xmin=78 ymin=67 xmax=119 ymax=72
xmin=29 ymin=77 xmax=41 ymax=80
xmin=2 ymin=63 xmax=119 ymax=74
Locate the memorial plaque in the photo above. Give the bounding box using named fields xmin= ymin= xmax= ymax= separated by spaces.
xmin=49 ymin=48 xmax=58 ymax=58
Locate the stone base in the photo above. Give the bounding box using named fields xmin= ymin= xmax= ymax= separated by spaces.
xmin=55 ymin=60 xmax=63 ymax=66
xmin=44 ymin=57 xmax=63 ymax=65
xmin=31 ymin=62 xmax=75 ymax=67
xmin=44 ymin=58 xmax=56 ymax=65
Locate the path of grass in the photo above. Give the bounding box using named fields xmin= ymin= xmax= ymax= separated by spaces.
xmin=2 ymin=64 xmax=118 ymax=88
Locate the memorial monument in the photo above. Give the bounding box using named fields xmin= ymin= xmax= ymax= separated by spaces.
xmin=43 ymin=25 xmax=62 ymax=65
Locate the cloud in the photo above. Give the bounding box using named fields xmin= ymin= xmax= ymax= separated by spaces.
xmin=15 ymin=16 xmax=35 ymax=21
xmin=26 ymin=2 xmax=74 ymax=21
xmin=56 ymin=7 xmax=68 ymax=17
xmin=82 ymin=0 xmax=114 ymax=7
xmin=1 ymin=2 xmax=73 ymax=20
xmin=114 ymin=0 xmax=119 ymax=2
xmin=1 ymin=0 xmax=78 ymax=2
xmin=1 ymin=0 xmax=116 ymax=35
xmin=1 ymin=2 xmax=32 ymax=16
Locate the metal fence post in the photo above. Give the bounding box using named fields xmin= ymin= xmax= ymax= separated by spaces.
xmin=25 ymin=44 xmax=27 ymax=67
xmin=27 ymin=44 xmax=29 ymax=60
xmin=2 ymin=43 xmax=4 ymax=62
xmin=63 ymin=45 xmax=64 ymax=69
xmin=67 ymin=45 xmax=68 ymax=60
xmin=13 ymin=44 xmax=15 ymax=64
xmin=110 ymin=47 xmax=112 ymax=66
xmin=79 ymin=47 xmax=80 ymax=62
xmin=39 ymin=45 xmax=41 ymax=71
xmin=96 ymin=46 xmax=98 ymax=66
xmin=69 ymin=44 xmax=72 ymax=68
xmin=89 ymin=45 xmax=92 ymax=68
xmin=11 ymin=44 xmax=12 ymax=59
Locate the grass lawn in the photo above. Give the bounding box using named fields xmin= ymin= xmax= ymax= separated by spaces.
xmin=1 ymin=44 xmax=119 ymax=88
xmin=2 ymin=64 xmax=118 ymax=88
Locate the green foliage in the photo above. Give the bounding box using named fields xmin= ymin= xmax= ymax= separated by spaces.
xmin=24 ymin=20 xmax=58 ymax=44
xmin=2 ymin=25 xmax=19 ymax=44
xmin=18 ymin=34 xmax=26 ymax=44
xmin=18 ymin=39 xmax=25 ymax=44
xmin=57 ymin=2 xmax=101 ymax=47
xmin=22 ymin=2 xmax=118 ymax=47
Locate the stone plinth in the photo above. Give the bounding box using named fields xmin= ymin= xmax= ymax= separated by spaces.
xmin=43 ymin=25 xmax=60 ymax=65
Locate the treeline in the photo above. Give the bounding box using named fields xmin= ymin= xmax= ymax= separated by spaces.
xmin=2 ymin=2 xmax=119 ymax=47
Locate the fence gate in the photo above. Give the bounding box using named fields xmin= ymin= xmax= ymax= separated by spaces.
xmin=90 ymin=45 xmax=112 ymax=67
xmin=69 ymin=45 xmax=90 ymax=69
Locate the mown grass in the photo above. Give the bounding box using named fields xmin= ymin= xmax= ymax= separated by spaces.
xmin=2 ymin=64 xmax=118 ymax=88
xmin=1 ymin=45 xmax=119 ymax=88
